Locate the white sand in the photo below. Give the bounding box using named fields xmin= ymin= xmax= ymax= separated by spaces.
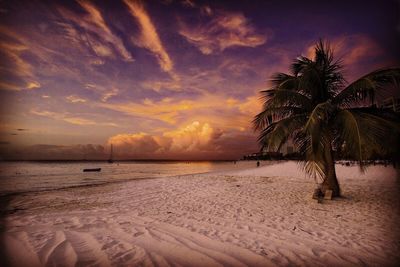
xmin=1 ymin=161 xmax=399 ymax=266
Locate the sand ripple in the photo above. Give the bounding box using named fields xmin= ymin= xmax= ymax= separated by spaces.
xmin=1 ymin=162 xmax=399 ymax=266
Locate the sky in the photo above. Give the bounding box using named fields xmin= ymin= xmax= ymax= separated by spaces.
xmin=0 ymin=0 xmax=399 ymax=160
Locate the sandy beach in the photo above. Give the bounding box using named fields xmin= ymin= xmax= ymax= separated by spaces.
xmin=1 ymin=161 xmax=399 ymax=267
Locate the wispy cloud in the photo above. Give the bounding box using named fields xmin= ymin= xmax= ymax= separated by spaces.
xmin=98 ymin=97 xmax=195 ymax=124
xmin=179 ymin=11 xmax=267 ymax=54
xmin=101 ymin=87 xmax=119 ymax=102
xmin=58 ymin=1 xmax=133 ymax=61
xmin=124 ymin=0 xmax=173 ymax=73
xmin=30 ymin=110 xmax=117 ymax=127
xmin=0 ymin=27 xmax=40 ymax=90
xmin=180 ymin=0 xmax=213 ymax=16
xmin=83 ymin=83 xmax=120 ymax=102
xmin=0 ymin=22 xmax=91 ymax=91
xmin=141 ymin=79 xmax=181 ymax=92
xmin=66 ymin=95 xmax=87 ymax=103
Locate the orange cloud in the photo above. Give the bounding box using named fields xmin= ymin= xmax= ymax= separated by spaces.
xmin=107 ymin=132 xmax=162 ymax=154
xmin=124 ymin=0 xmax=173 ymax=73
xmin=165 ymin=121 xmax=219 ymax=152
xmin=179 ymin=11 xmax=267 ymax=54
xmin=26 ymin=81 xmax=41 ymax=89
xmin=107 ymin=121 xmax=222 ymax=156
xmin=106 ymin=121 xmax=259 ymax=159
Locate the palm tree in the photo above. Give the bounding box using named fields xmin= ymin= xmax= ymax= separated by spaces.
xmin=253 ymin=40 xmax=400 ymax=197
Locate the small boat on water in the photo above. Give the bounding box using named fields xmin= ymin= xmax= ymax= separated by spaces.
xmin=83 ymin=168 xmax=101 ymax=172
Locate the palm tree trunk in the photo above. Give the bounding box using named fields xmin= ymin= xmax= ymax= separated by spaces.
xmin=321 ymin=144 xmax=341 ymax=197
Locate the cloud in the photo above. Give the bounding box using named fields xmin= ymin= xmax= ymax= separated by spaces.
xmin=58 ymin=1 xmax=133 ymax=61
xmin=165 ymin=121 xmax=221 ymax=152
xmin=181 ymin=0 xmax=196 ymax=8
xmin=98 ymin=92 xmax=262 ymax=131
xmin=179 ymin=11 xmax=267 ymax=54
xmin=0 ymin=27 xmax=41 ymax=91
xmin=83 ymin=83 xmax=120 ymax=102
xmin=101 ymin=87 xmax=119 ymax=102
xmin=180 ymin=0 xmax=213 ymax=16
xmin=30 ymin=110 xmax=117 ymax=127
xmin=66 ymin=95 xmax=87 ymax=103
xmin=98 ymin=97 xmax=196 ymax=124
xmin=0 ymin=21 xmax=104 ymax=91
xmin=107 ymin=121 xmax=222 ymax=156
xmin=141 ymin=78 xmax=181 ymax=92
xmin=106 ymin=121 xmax=259 ymax=159
xmin=107 ymin=132 xmax=162 ymax=154
xmin=26 ymin=81 xmax=41 ymax=89
xmin=2 ymin=125 xmax=258 ymax=160
xmin=124 ymin=0 xmax=173 ymax=73
xmin=0 ymin=31 xmax=32 ymax=75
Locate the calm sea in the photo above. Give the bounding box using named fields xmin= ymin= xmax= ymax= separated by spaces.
xmin=0 ymin=161 xmax=257 ymax=196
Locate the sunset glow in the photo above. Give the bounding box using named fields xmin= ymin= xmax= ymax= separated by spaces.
xmin=0 ymin=0 xmax=398 ymax=160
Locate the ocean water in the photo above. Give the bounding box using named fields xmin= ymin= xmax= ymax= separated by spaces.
xmin=0 ymin=161 xmax=257 ymax=196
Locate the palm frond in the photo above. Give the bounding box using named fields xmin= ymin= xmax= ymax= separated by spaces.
xmin=351 ymin=110 xmax=400 ymax=157
xmin=260 ymin=89 xmax=312 ymax=109
xmin=258 ymin=114 xmax=307 ymax=151
xmin=303 ymin=102 xmax=335 ymax=134
xmin=253 ymin=106 xmax=305 ymax=130
xmin=314 ymin=39 xmax=334 ymax=66
xmin=333 ymin=68 xmax=400 ymax=107
xmin=289 ymin=40 xmax=345 ymax=103
xmin=253 ymin=88 xmax=311 ymax=131
xmin=270 ymin=73 xmax=300 ymax=90
xmin=334 ymin=110 xmax=363 ymax=162
xmin=333 ymin=107 xmax=400 ymax=161
xmin=291 ymin=56 xmax=313 ymax=76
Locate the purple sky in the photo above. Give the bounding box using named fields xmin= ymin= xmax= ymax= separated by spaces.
xmin=0 ymin=0 xmax=399 ymax=160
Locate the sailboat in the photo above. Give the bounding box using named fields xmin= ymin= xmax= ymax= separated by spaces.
xmin=108 ymin=144 xmax=114 ymax=163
